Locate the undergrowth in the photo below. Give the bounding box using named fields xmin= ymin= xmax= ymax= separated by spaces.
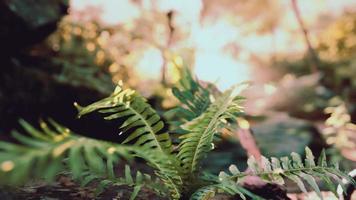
xmin=0 ymin=68 xmax=354 ymax=200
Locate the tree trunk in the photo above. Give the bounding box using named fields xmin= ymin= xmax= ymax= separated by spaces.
xmin=160 ymin=11 xmax=175 ymax=85
xmin=291 ymin=0 xmax=320 ymax=73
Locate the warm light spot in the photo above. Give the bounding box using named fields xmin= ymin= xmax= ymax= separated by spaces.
xmin=137 ymin=47 xmax=163 ymax=79
xmin=107 ymin=147 xmax=116 ymax=154
xmin=95 ymin=50 xmax=106 ymax=65
xmin=86 ymin=42 xmax=96 ymax=52
xmin=167 ymin=62 xmax=175 ymax=71
xmin=173 ymin=56 xmax=183 ymax=67
xmin=273 ymin=168 xmax=284 ymax=174
xmin=109 ymin=63 xmax=120 ymax=73
xmin=167 ymin=61 xmax=181 ymax=83
xmin=209 ymin=94 xmax=215 ymax=103
xmin=255 ymin=99 xmax=266 ymax=108
xmin=118 ymin=80 xmax=124 ymax=86
xmin=194 ymin=52 xmax=250 ymax=91
xmin=1 ymin=161 xmax=14 ymax=172
xmin=52 ymin=141 xmax=75 ymax=157
xmin=237 ymin=118 xmax=250 ymax=130
xmin=69 ymin=0 xmax=356 ymax=91
xmin=97 ymin=32 xmax=109 ymax=46
xmin=63 ymin=128 xmax=70 ymax=136
xmin=263 ymin=84 xmax=277 ymax=95
xmin=73 ymin=27 xmax=82 ymax=35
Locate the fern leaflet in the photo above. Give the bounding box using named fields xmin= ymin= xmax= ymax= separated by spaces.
xmin=178 ymin=87 xmax=244 ymax=182
xmin=75 ymin=84 xmax=172 ymax=154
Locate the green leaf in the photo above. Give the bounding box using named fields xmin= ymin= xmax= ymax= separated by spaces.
xmin=77 ymin=85 xmax=172 ymax=154
xmin=305 ymin=147 xmax=316 ymax=167
xmin=298 ymin=172 xmax=322 ymax=199
xmin=178 ymin=87 xmax=244 ymax=180
xmin=0 ymin=120 xmax=132 ymax=187
xmin=318 ymin=149 xmax=327 ymax=167
xmin=285 ymin=173 xmax=307 ymax=193
xmin=129 ymin=185 xmax=142 ymax=200
xmin=291 ymin=152 xmax=304 ymax=168
xmin=95 ymin=180 xmax=112 ymax=196
xmin=125 ymin=165 xmax=134 ymax=184
xmin=228 ymin=164 xmax=240 ymax=174
xmin=69 ymin=145 xmax=85 ymax=178
xmin=280 ymin=157 xmax=291 ymax=170
xmin=271 ymin=157 xmax=281 ymax=170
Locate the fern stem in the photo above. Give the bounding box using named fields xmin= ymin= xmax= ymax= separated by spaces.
xmin=189 ymin=95 xmax=232 ymax=175
xmin=126 ymin=105 xmax=168 ymax=154
xmin=229 ymin=166 xmax=338 ymax=180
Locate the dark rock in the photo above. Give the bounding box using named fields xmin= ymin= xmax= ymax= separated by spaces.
xmin=0 ymin=0 xmax=68 ymax=53
xmin=0 ymin=188 xmax=13 ymax=200
xmin=0 ymin=54 xmax=125 ymax=143
xmin=242 ymin=183 xmax=290 ymax=200
xmin=0 ymin=0 xmax=125 ymax=143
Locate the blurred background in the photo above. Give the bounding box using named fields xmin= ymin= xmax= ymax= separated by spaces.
xmin=0 ymin=0 xmax=355 ymax=194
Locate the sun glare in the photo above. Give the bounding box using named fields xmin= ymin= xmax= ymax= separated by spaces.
xmin=70 ymin=0 xmax=355 ymax=90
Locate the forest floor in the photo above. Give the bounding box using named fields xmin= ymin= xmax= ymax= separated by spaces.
xmin=1 ymin=175 xmax=349 ymax=200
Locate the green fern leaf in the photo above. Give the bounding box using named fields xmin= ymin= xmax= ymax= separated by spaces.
xmin=75 ymin=163 xmax=169 ymax=198
xmin=75 ymin=84 xmax=172 ymax=154
xmin=178 ymin=87 xmax=244 ymax=181
xmin=169 ymin=67 xmax=211 ymax=122
xmin=190 ymin=181 xmax=265 ymax=200
xmin=132 ymin=148 xmax=183 ymax=199
xmin=218 ymin=147 xmax=355 ymax=199
xmin=0 ymin=120 xmax=132 ymax=185
xmin=189 ymin=184 xmax=217 ymax=200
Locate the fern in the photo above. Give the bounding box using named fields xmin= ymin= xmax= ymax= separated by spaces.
xmin=169 ymin=67 xmax=212 ymax=122
xmin=131 ymin=147 xmax=183 ymax=199
xmin=75 ymin=83 xmax=183 ymax=199
xmin=0 ymin=119 xmax=176 ymax=198
xmin=75 ymin=83 xmax=172 ymax=154
xmin=0 ymin=119 xmax=132 ymax=185
xmin=214 ymin=147 xmax=355 ymax=200
xmin=0 ymin=70 xmax=354 ymax=200
xmin=190 ymin=182 xmax=263 ymax=200
xmin=80 ymin=165 xmax=168 ymax=200
xmin=178 ymin=87 xmax=244 ymax=182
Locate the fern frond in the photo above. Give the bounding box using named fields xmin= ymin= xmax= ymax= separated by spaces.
xmin=168 ymin=67 xmax=211 ymax=123
xmin=80 ymin=165 xmax=168 ymax=199
xmin=0 ymin=120 xmax=132 ymax=185
xmin=133 ymin=148 xmax=183 ymax=200
xmin=0 ymin=119 xmax=179 ymax=199
xmin=190 ymin=184 xmax=218 ymax=200
xmin=75 ymin=84 xmax=185 ymax=199
xmin=219 ymin=147 xmax=356 ymax=199
xmin=178 ymin=87 xmax=244 ymax=181
xmin=75 ymin=84 xmax=172 ymax=154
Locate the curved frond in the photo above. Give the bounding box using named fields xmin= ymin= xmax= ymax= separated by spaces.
xmin=219 ymin=147 xmax=356 ymax=199
xmin=0 ymin=120 xmax=132 ymax=185
xmin=133 ymin=148 xmax=183 ymax=200
xmin=178 ymin=87 xmax=244 ymax=180
xmin=75 ymin=84 xmax=184 ymax=199
xmin=0 ymin=120 xmax=179 ymax=199
xmin=167 ymin=67 xmax=211 ymax=124
xmin=75 ymin=84 xmax=172 ymax=154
